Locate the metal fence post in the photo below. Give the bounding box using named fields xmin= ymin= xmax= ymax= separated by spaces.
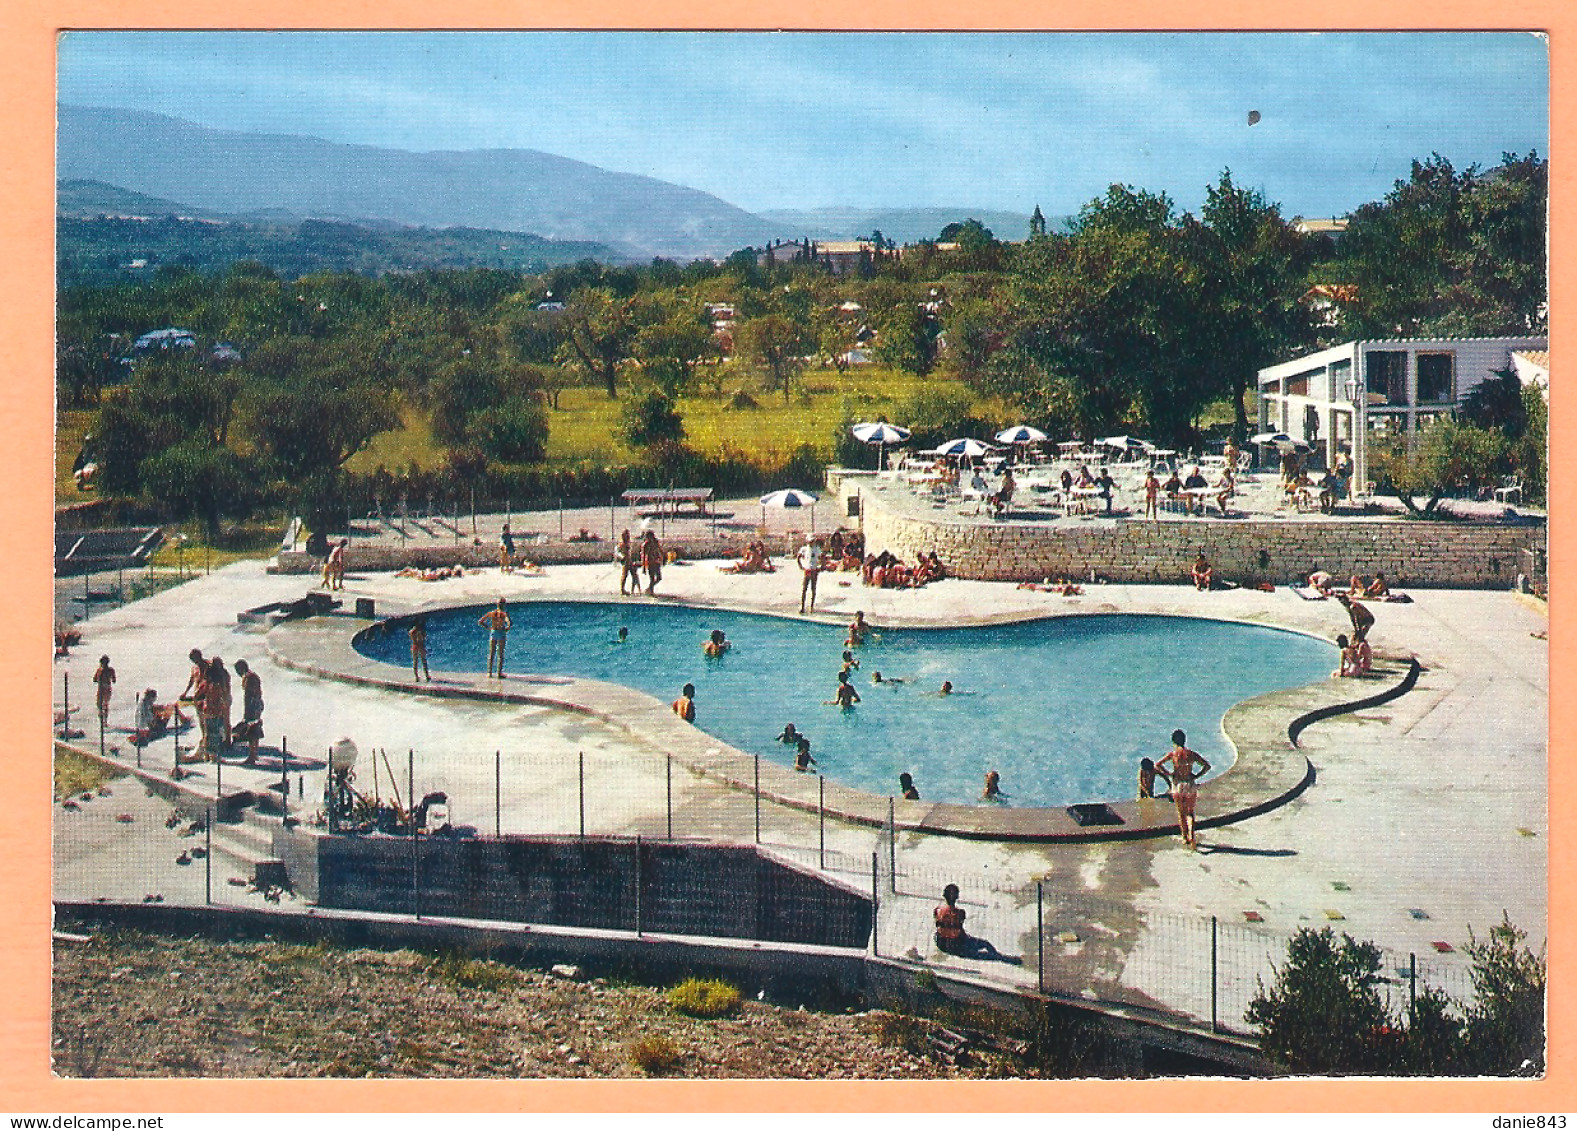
xmin=280 ymin=736 xmax=289 ymax=819
xmin=559 ymin=498 xmax=564 ymax=538
xmin=60 ymin=672 xmax=69 ymax=739
xmin=98 ymin=705 xmax=105 ymax=761
xmin=634 ymin=836 xmax=643 ymax=937
xmin=578 ymin=751 xmax=585 ymax=839
xmin=753 ymin=755 xmax=761 ymax=844
xmin=887 ymin=797 xmax=896 ymax=892
xmin=1409 ymin=952 xmax=1417 ymax=1025
xmin=870 ymin=852 xmax=879 ymax=956
xmin=818 ymin=776 xmax=825 ymax=870
xmin=1036 ymin=881 xmax=1045 ymax=992
xmin=665 ymin=753 xmax=673 ymax=840
xmin=409 ymin=748 xmax=418 ymax=919
xmin=204 ymin=808 xmax=212 ymax=906
xmin=495 ymin=750 xmax=502 ymax=838
xmin=1210 ymin=915 xmax=1219 ymax=1033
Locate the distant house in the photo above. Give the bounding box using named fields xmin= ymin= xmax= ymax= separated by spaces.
xmin=535 ymin=300 xmax=566 ymax=312
xmin=1300 ymin=283 xmax=1359 ymax=328
xmin=1512 ymin=349 xmax=1549 ymax=397
xmin=132 ymin=328 xmax=197 ymax=352
xmin=1257 ymin=335 xmax=1548 ymax=495
xmin=1292 ymin=217 xmax=1350 ymax=241
xmin=815 ymin=240 xmax=877 ymax=276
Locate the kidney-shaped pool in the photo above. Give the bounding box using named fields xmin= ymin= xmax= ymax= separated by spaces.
xmin=355 ymin=602 xmax=1334 ymax=807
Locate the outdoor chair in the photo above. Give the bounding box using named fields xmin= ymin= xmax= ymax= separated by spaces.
xmin=1493 ymin=476 xmax=1524 ymax=505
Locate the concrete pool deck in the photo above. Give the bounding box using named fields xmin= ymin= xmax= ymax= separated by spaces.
xmin=52 ymin=554 xmax=1547 ymax=1026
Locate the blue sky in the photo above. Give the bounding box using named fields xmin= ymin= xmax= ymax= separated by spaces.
xmin=57 ymin=31 xmax=1548 ymax=217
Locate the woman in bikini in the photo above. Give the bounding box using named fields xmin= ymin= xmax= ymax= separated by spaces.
xmin=1157 ymin=729 xmax=1211 ymax=849
xmin=478 ymin=599 xmax=512 ymax=677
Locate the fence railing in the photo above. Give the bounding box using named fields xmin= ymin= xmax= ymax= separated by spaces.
xmin=56 ymin=708 xmax=1482 ymax=1039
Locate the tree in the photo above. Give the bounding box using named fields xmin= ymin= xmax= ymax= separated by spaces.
xmin=620 ymin=390 xmax=685 ymax=447
xmin=1371 ymin=416 xmax=1510 ymax=516
xmin=1461 ymin=914 xmax=1546 ymax=1075
xmin=138 ymin=439 xmax=257 ymax=537
xmin=1246 ymin=927 xmax=1398 ymax=1073
xmin=1191 ymin=170 xmax=1319 ymax=441
xmin=1335 ymin=153 xmax=1547 ymax=337
xmin=734 ymin=313 xmax=811 ymax=403
xmin=631 ymin=303 xmax=718 ymax=398
xmin=468 ymin=397 xmax=549 ymax=463
xmin=558 ymin=287 xmax=637 ymax=397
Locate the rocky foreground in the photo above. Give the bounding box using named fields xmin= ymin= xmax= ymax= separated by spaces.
xmin=52 ymin=930 xmax=1000 ymax=1079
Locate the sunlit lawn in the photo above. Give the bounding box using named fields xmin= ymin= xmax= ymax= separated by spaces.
xmin=350 ymin=366 xmax=984 ymax=474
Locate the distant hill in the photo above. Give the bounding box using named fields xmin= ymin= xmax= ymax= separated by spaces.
xmin=58 ymin=105 xmax=781 ymax=261
xmin=757 ymin=206 xmax=1058 ymax=245
xmin=57 ymin=208 xmax=621 ymax=286
xmin=57 ymin=178 xmax=230 ymax=220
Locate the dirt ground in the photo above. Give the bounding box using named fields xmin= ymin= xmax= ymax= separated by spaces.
xmin=52 ymin=930 xmax=1003 ymax=1080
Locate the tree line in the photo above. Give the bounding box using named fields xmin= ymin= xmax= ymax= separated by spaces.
xmin=58 ymin=152 xmax=1546 ymax=531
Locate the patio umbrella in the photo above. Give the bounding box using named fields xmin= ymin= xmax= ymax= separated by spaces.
xmin=995 ymin=425 xmax=1048 ymax=445
xmin=851 ymin=422 xmax=911 ymax=470
xmin=1251 ymin=431 xmax=1311 ymax=452
xmin=933 ymin=437 xmax=997 ymax=458
xmin=760 ymin=488 xmax=819 ymax=532
xmin=1097 ymin=435 xmax=1153 ymax=451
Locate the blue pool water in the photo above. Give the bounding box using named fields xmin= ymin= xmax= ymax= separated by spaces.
xmin=355 ymin=602 xmax=1334 ymax=807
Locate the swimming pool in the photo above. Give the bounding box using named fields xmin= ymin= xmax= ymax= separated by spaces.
xmin=354 ymin=602 xmax=1334 ymax=807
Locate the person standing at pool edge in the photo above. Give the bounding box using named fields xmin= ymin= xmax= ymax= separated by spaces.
xmin=478 ymin=599 xmax=512 ymax=678
xmin=408 ymin=616 xmax=430 ymax=681
xmin=797 ymin=538 xmax=822 ymax=614
xmin=1157 ymin=729 xmax=1210 ymax=849
xmin=641 ymin=531 xmax=664 ymax=595
xmin=616 ymin=530 xmax=640 ymax=596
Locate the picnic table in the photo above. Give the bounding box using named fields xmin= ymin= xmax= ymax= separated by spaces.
xmin=621 ymin=487 xmax=714 ymax=517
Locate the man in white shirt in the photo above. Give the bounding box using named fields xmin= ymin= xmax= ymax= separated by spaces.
xmin=796 ymin=539 xmax=822 ymax=614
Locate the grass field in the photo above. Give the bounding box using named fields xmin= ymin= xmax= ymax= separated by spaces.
xmin=349 ymin=366 xmax=989 ymax=474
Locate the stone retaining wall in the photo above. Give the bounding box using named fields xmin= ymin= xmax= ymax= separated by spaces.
xmin=858 ymin=487 xmax=1544 ymax=589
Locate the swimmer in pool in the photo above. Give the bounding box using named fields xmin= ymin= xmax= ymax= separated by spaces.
xmin=794 ymin=738 xmax=817 ymax=772
xmin=615 ymin=627 xmax=629 ymax=644
xmin=829 ymin=671 xmax=861 ymax=709
xmin=846 ymin=611 xmax=870 ymax=647
xmin=840 ymin=650 xmax=860 ymax=675
xmin=981 ymin=770 xmax=1005 ymax=801
xmin=939 ymin=681 xmax=953 ymax=696
xmin=703 ymin=629 xmax=731 ymax=657
xmin=898 ymin=772 xmax=920 ymax=801
xmin=871 ymin=671 xmax=906 ymax=685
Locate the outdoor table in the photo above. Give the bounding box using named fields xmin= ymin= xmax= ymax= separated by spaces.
xmin=621 ymin=487 xmax=714 ymax=517
xmin=1066 ymin=485 xmax=1105 ymax=515
xmin=1183 ymin=486 xmax=1218 ymax=514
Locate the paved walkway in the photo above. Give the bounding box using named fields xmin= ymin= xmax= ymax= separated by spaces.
xmin=52 ymin=553 xmax=1546 ymax=1030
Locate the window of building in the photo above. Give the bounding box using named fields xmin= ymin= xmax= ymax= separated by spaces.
xmin=1330 ymin=358 xmax=1354 ymax=401
xmin=1286 ymin=369 xmax=1320 ymax=397
xmin=1367 ymin=414 xmax=1398 ymax=438
xmin=1416 ymin=352 xmax=1455 ymax=403
xmin=1366 ymin=351 xmax=1407 ymax=405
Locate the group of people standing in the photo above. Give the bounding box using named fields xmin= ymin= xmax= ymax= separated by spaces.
xmin=616 ymin=528 xmax=667 ymax=596
xmin=99 ymin=649 xmax=267 ymax=764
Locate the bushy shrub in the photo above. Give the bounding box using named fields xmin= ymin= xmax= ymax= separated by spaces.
xmin=1246 ymin=927 xmax=1395 ymax=1073
xmin=621 ymin=391 xmax=686 ymax=448
xmin=667 ymin=977 xmax=740 ymax=1018
xmin=628 ymin=1034 xmax=683 ymax=1075
xmin=469 ymin=397 xmax=549 ymax=463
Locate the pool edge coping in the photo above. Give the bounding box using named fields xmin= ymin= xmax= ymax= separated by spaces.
xmin=266 ymin=598 xmax=1416 ymax=843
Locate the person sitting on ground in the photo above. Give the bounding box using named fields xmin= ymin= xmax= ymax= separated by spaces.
xmin=899 ymin=772 xmax=920 ymax=801
xmin=1307 ymin=568 xmax=1335 ymax=597
xmin=671 ymin=683 xmax=696 ymax=723
xmin=703 ymin=629 xmax=731 ymax=657
xmin=1182 ymin=466 xmax=1209 ymax=515
xmin=133 ymin=689 xmax=189 ymax=745
xmin=1060 ymin=468 xmax=1074 ymax=494
xmin=934 ymin=883 xmax=968 ymax=955
xmin=1191 ymin=551 xmax=1214 ymax=591
xmin=1162 ymin=469 xmax=1183 ymax=503
xmin=54 ymin=622 xmax=81 ymax=657
xmin=981 ymin=770 xmax=1004 ymax=802
xmin=1076 ymin=464 xmax=1096 ymax=489
xmin=1319 ymin=471 xmax=1341 ymax=514
xmin=828 ymin=530 xmax=845 ymax=560
xmin=1365 ymin=572 xmax=1392 ymax=599
xmin=793 ymin=737 xmax=817 ymax=773
xmin=1350 ymin=633 xmax=1373 ymax=675
xmin=840 ymin=544 xmax=862 ymax=572
xmin=1347 ymin=574 xmax=1366 ymax=597
xmin=912 ymin=554 xmax=939 ymax=588
xmin=1138 ymin=756 xmax=1170 ymax=799
xmin=830 ymin=671 xmax=861 ymax=708
xmin=924 ymin=551 xmax=946 ymax=581
xmin=777 ymin=722 xmax=802 ymax=745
